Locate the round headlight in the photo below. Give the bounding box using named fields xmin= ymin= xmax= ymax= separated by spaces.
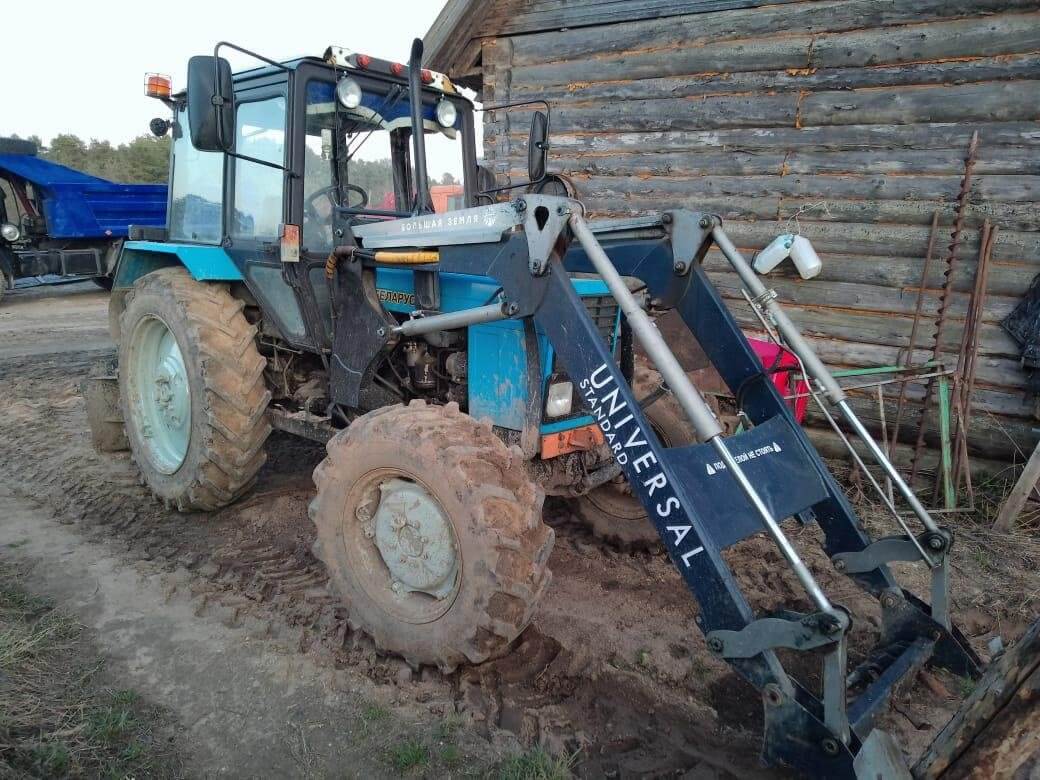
xmin=436 ymin=98 xmax=457 ymax=128
xmin=336 ymin=77 xmax=363 ymax=110
xmin=0 ymin=223 xmax=20 ymax=242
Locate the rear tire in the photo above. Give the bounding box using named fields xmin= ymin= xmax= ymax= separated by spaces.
xmin=311 ymin=401 xmax=553 ymax=671
xmin=118 ymin=267 xmax=271 ymax=511
xmin=571 ymin=363 xmax=696 ymax=550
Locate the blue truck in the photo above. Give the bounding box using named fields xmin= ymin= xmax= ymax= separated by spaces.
xmin=0 ymin=137 xmax=167 ymax=301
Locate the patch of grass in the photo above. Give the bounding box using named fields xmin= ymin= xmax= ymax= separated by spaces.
xmin=358 ymin=701 xmax=391 ymax=735
xmin=498 ymin=748 xmax=577 ymax=780
xmin=388 ymin=738 xmax=431 ymax=773
xmin=956 ymin=676 xmax=976 ymax=698
xmin=435 ymin=713 xmax=464 ymax=741
xmin=0 ymin=563 xmax=180 ymax=778
xmin=438 ymin=743 xmax=462 ymax=768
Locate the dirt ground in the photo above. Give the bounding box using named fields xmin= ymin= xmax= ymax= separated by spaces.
xmin=0 ymin=281 xmax=1036 ymax=777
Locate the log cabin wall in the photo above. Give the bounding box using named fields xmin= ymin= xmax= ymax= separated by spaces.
xmin=466 ymin=0 xmax=1040 ymax=470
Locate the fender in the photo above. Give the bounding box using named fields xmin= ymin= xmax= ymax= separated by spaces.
xmin=111 ymin=240 xmax=243 ymax=290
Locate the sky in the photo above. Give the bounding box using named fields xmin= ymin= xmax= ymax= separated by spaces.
xmin=1 ymin=1 xmax=469 ymax=174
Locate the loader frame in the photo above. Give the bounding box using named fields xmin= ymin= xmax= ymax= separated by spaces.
xmin=349 ymin=194 xmax=981 ymax=777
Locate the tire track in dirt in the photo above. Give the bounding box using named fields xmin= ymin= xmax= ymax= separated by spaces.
xmin=2 ymin=349 xmax=782 ymax=776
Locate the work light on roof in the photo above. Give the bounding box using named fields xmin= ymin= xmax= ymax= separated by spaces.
xmin=436 ymin=99 xmax=457 ymax=129
xmin=336 ymin=77 xmax=363 ymax=110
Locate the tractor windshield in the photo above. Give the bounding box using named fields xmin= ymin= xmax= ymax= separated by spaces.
xmin=302 ymin=80 xmax=464 ymax=253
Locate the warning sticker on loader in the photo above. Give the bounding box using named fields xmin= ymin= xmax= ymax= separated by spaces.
xmin=704 ymin=442 xmax=783 ymax=476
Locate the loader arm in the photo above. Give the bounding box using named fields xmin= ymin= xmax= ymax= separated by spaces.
xmin=350 ymin=195 xmax=980 ymax=778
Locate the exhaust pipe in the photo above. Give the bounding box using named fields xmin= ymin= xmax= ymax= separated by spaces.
xmin=408 ymin=38 xmax=433 ymax=215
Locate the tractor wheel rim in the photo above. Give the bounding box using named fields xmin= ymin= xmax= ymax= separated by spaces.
xmin=345 ymin=469 xmax=461 ymax=625
xmin=128 ymin=315 xmax=191 ymax=474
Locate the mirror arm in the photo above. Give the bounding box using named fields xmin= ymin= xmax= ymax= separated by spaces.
xmin=207 ymin=42 xmax=298 ymax=178
xmin=474 ymin=99 xmax=552 ymax=196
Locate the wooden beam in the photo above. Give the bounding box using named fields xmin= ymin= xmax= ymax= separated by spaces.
xmin=994 ymin=439 xmax=1040 ymax=531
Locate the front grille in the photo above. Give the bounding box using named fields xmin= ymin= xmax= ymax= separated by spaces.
xmin=583 ymin=295 xmax=620 ymax=348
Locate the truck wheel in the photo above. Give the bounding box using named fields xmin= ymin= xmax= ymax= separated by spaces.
xmin=572 ymin=364 xmax=696 ymax=550
xmin=311 ymin=401 xmax=553 ymax=671
xmin=118 ymin=267 xmax=271 ymax=511
xmin=0 ymin=272 xmax=7 ymax=304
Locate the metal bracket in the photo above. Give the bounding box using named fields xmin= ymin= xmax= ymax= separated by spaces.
xmin=832 ymin=530 xmax=949 ymax=575
xmin=707 ymin=610 xmax=847 ymax=659
xmin=662 ymin=210 xmax=713 ymax=275
xmin=520 ymin=195 xmax=573 ymax=276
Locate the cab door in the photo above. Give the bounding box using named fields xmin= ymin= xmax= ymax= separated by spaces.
xmin=225 ymin=79 xmax=315 ymax=347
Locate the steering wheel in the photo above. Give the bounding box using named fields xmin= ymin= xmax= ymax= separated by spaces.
xmin=304 ymin=184 xmax=369 ymax=222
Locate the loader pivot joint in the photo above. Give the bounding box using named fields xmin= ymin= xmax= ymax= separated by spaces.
xmin=706 ymin=609 xmax=849 ymax=660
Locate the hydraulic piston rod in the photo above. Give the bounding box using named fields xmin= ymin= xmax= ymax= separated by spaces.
xmin=710 ymin=223 xmax=942 ymax=537
xmin=570 ymin=212 xmax=838 ymax=617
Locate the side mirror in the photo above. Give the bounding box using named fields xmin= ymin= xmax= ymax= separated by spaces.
xmin=528 ymin=110 xmax=549 ymax=183
xmin=186 ymin=55 xmax=235 ymax=152
xmin=475 ymin=164 xmax=498 ymax=193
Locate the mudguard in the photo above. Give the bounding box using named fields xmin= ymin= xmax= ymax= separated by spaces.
xmin=112 ymin=241 xmax=243 ymax=290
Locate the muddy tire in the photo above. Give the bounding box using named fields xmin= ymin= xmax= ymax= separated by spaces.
xmin=311 ymin=400 xmax=553 ymax=671
xmin=0 ymin=271 xmax=6 ymax=305
xmin=572 ymin=363 xmax=696 ymax=550
xmin=118 ymin=267 xmax=271 ymax=511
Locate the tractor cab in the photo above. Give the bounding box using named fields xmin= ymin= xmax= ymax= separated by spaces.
xmin=148 ymin=48 xmax=476 ymax=348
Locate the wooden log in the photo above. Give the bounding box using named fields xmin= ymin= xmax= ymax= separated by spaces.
xmin=705 ymin=270 xmax=1018 ymax=323
xmin=913 ymin=618 xmax=1040 ymax=779
xmin=800 ymin=80 xmax=1040 ymax=128
xmin=506 ymin=12 xmax=1040 ymax=87
xmin=702 ymin=250 xmax=1034 ymax=298
xmin=542 ymin=122 xmax=1040 ymax=154
xmin=810 ymin=11 xmax=1040 ymax=69
xmin=541 ymin=146 xmax=1040 ymax=178
xmin=507 ymin=54 xmax=1040 ymax=104
xmin=506 ymin=0 xmax=1040 ymax=67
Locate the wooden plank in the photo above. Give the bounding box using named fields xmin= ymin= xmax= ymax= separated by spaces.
xmin=938 ymin=376 xmax=956 ymax=508
xmin=993 ymin=440 xmax=1040 ymax=531
xmin=914 ymin=617 xmax=1040 ymax=779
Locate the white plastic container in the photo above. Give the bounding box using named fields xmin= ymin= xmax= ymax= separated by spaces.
xmin=753 ymin=234 xmax=794 ymax=274
xmin=790 ymin=235 xmax=822 ymax=279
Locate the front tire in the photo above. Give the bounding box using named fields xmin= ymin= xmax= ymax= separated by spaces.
xmin=118 ymin=267 xmax=271 ymax=511
xmin=311 ymin=401 xmax=554 ymax=671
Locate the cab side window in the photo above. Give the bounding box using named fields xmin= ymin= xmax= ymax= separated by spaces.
xmin=169 ymin=105 xmax=224 ymax=244
xmin=232 ymin=96 xmax=287 ymax=241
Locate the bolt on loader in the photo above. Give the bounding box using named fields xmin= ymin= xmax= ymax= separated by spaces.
xmin=93 ymin=37 xmax=996 ymax=777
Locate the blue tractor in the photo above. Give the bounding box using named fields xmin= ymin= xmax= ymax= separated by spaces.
xmin=0 ymin=138 xmax=166 ymax=301
xmin=100 ymin=39 xmax=986 ymax=777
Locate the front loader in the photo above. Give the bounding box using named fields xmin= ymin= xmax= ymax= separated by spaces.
xmin=95 ymin=37 xmax=998 ymax=777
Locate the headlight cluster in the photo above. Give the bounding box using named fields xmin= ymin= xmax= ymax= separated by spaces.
xmin=436 ymin=99 xmax=457 ymax=129
xmin=545 ymin=379 xmax=574 ymax=419
xmin=0 ymin=223 xmax=20 ymax=242
xmin=336 ymin=77 xmax=363 ymax=110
